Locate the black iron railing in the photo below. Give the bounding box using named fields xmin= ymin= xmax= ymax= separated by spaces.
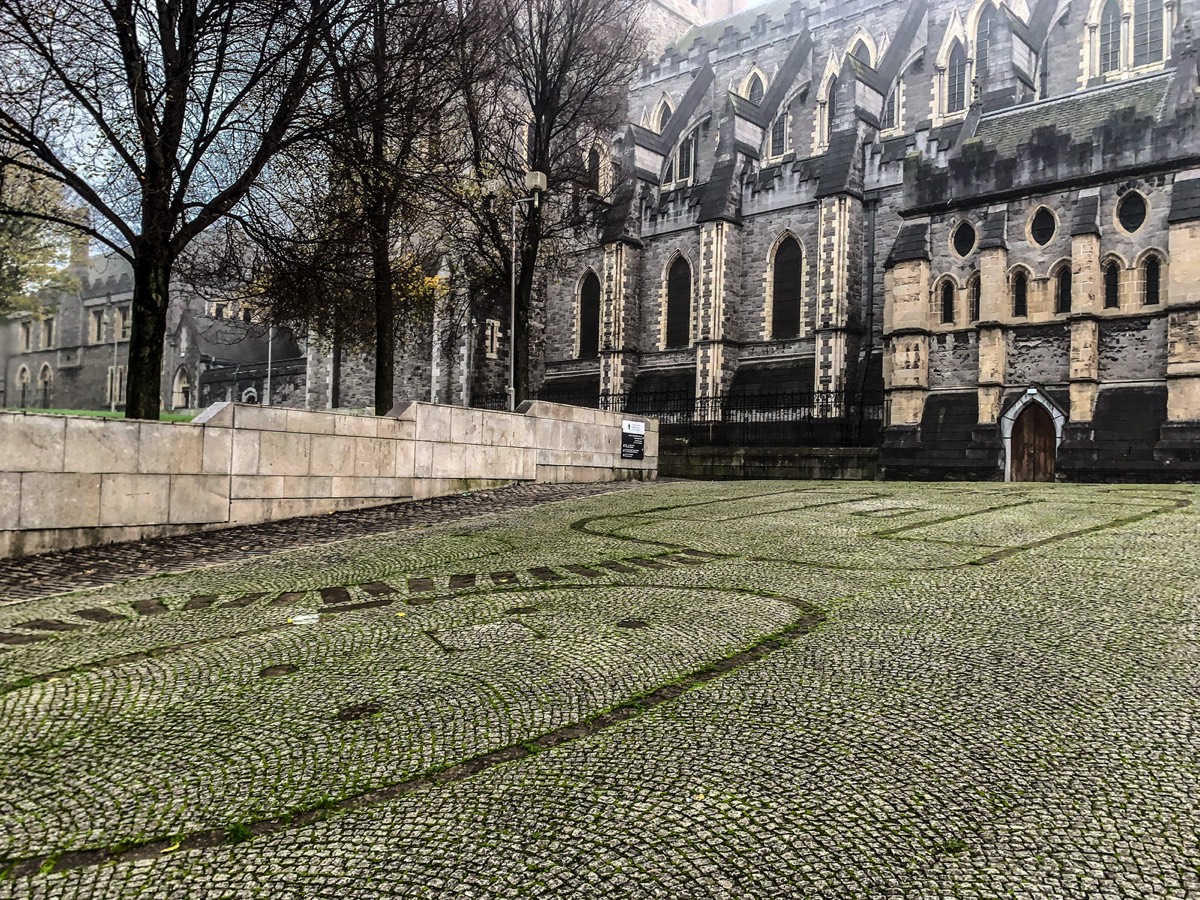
xmin=471 ymin=388 xmax=883 ymax=447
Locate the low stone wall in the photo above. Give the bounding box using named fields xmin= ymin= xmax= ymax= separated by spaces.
xmin=660 ymin=445 xmax=878 ymax=481
xmin=0 ymin=401 xmax=657 ymax=558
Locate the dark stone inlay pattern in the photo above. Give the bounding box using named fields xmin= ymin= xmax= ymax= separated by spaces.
xmin=259 ymin=665 xmax=298 ymax=679
xmin=598 ymin=561 xmax=638 ymax=574
xmin=72 ymin=608 xmax=128 ymax=624
xmin=17 ymin=619 xmax=84 ymax=632
xmin=270 ymin=592 xmax=308 ymax=607
xmin=222 ymin=593 xmax=268 ymax=609
xmin=527 ymin=567 xmax=563 ymax=581
xmin=563 ymin=565 xmax=603 ymax=578
xmin=337 ymin=702 xmax=383 ymax=723
xmin=449 ymin=574 xmax=477 ymax=589
xmin=358 ymin=583 xmax=398 ymax=597
xmin=407 ymin=577 xmax=435 ymax=593
xmin=490 ymin=572 xmax=519 ymax=585
xmin=319 ymin=587 xmax=352 ymax=605
xmin=131 ymin=599 xmax=168 ymax=616
xmin=184 ymin=595 xmax=218 ymax=611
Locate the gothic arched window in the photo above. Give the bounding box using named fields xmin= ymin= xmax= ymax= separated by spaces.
xmin=770 ymin=113 xmax=789 ymax=157
xmin=771 ymin=237 xmax=803 ymax=339
xmin=947 ymin=41 xmax=968 ymax=113
xmin=657 ymin=102 xmax=672 ymax=132
xmin=851 ymin=39 xmax=872 ymax=65
xmin=1143 ymin=254 xmax=1162 ymax=305
xmin=1100 ymin=0 xmax=1122 ymax=73
xmin=1133 ymin=0 xmax=1164 ymax=67
xmin=826 ymin=76 xmax=838 ymax=136
xmin=578 ymin=272 xmax=601 ymax=358
xmin=747 ymin=73 xmax=765 ymax=104
xmin=586 ymin=148 xmax=601 ymax=192
xmin=940 ymin=280 xmax=956 ymax=324
xmin=1012 ymin=270 xmax=1029 ymax=317
xmin=968 ymin=273 xmax=981 ymax=322
xmin=665 ymin=256 xmax=692 ymax=348
xmin=1055 ymin=265 xmax=1073 ymax=314
xmin=1104 ymin=261 xmax=1121 ymax=308
xmin=976 ymin=6 xmax=994 ymax=80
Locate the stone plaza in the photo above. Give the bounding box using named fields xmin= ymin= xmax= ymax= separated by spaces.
xmin=1 ymin=479 xmax=1198 ymax=898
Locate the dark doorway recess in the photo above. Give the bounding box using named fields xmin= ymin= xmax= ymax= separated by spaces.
xmin=1011 ymin=403 xmax=1056 ymax=482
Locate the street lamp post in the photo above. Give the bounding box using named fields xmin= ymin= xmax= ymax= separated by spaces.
xmin=508 ymin=170 xmax=547 ymax=412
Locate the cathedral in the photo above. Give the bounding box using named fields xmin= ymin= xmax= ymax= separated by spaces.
xmin=541 ymin=0 xmax=1200 ymax=480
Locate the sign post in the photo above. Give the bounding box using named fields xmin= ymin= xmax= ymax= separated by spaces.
xmin=621 ymin=419 xmax=646 ymax=461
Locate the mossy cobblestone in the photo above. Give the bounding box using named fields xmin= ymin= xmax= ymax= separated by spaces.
xmin=1 ymin=481 xmax=1198 ymax=898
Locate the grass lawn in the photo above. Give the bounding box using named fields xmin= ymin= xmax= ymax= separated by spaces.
xmin=5 ymin=407 xmax=197 ymax=422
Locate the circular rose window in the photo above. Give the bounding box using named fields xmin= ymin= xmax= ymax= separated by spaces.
xmin=1117 ymin=192 xmax=1147 ymax=233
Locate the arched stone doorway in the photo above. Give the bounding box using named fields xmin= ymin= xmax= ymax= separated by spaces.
xmin=1011 ymin=403 xmax=1056 ymax=481
xmin=1000 ymin=388 xmax=1065 ymax=482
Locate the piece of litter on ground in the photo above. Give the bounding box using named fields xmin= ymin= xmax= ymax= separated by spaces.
xmin=290 ymin=613 xmax=320 ymax=625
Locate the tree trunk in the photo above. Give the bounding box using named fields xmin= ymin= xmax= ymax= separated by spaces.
xmin=371 ymin=206 xmax=395 ymax=416
xmin=125 ymin=254 xmax=171 ymax=420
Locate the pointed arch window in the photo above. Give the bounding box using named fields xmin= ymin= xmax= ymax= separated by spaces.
xmin=976 ymin=7 xmax=994 ymax=80
xmin=770 ymin=112 xmax=789 ymax=158
xmin=1055 ymin=265 xmax=1073 ymax=314
xmin=882 ymin=87 xmax=898 ymax=130
xmin=968 ymin=273 xmax=982 ymax=322
xmin=771 ymin=237 xmax=803 ymax=339
xmin=747 ymin=73 xmax=765 ymax=104
xmin=940 ymin=280 xmax=956 ymax=324
xmin=665 ymin=257 xmax=692 ymax=348
xmin=1133 ymin=0 xmax=1164 ymax=67
xmin=1100 ymin=0 xmax=1122 ymax=73
xmin=578 ymin=272 xmax=601 ymax=358
xmin=824 ymin=76 xmax=839 ymax=142
xmin=1143 ymin=254 xmax=1162 ymax=305
xmin=585 ymin=148 xmax=601 ymax=192
xmin=947 ymin=42 xmax=968 ymax=113
xmin=1012 ymin=271 xmax=1029 ymax=317
xmin=657 ymin=102 xmax=672 ymax=133
xmin=851 ymin=39 xmax=872 ymax=65
xmin=677 ymin=132 xmax=695 ymax=183
xmin=1104 ymin=260 xmax=1121 ymax=308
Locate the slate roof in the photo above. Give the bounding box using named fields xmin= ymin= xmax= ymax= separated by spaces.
xmin=698 ymin=159 xmax=739 ymax=223
xmin=671 ymin=0 xmax=798 ymax=55
xmin=815 ymin=130 xmax=860 ymax=198
xmin=885 ymin=222 xmax=930 ymax=267
xmin=1169 ymin=178 xmax=1200 ymax=224
xmin=979 ymin=211 xmax=1008 ymax=249
xmin=1071 ymin=195 xmax=1101 ymax=236
xmin=192 ymin=315 xmax=301 ymax=366
xmin=972 ymin=73 xmax=1174 ymax=156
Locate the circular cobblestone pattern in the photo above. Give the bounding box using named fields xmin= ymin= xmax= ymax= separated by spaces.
xmin=0 ymin=481 xmax=1198 ymax=898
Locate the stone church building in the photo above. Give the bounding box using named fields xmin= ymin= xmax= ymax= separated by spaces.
xmin=540 ymin=0 xmax=1200 ymax=480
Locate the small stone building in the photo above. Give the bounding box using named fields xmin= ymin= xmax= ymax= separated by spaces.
xmin=539 ymin=0 xmax=1200 ymax=480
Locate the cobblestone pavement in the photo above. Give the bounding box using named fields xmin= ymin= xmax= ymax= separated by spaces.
xmin=1 ymin=481 xmax=1198 ymax=898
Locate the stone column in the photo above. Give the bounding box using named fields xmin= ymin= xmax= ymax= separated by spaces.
xmin=694 ymin=220 xmax=738 ymax=399
xmin=1156 ymin=209 xmax=1200 ymax=471
xmin=600 ymin=241 xmax=641 ymax=397
xmin=883 ymin=259 xmax=930 ymax=427
xmin=1068 ymin=231 xmax=1101 ymax=423
xmin=814 ymin=195 xmax=856 ymax=394
xmin=1166 ymin=218 xmax=1200 ymax=422
xmin=976 ymin=246 xmax=1008 ymax=424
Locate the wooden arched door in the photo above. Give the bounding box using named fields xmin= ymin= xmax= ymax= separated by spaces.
xmin=1011 ymin=403 xmax=1056 ymax=482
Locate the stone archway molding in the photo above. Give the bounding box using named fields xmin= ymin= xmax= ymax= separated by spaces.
xmin=999 ymin=386 xmax=1067 ymax=482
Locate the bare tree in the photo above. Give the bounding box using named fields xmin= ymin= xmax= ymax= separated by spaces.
xmin=445 ymin=0 xmax=644 ymax=403
xmin=0 ymin=0 xmax=353 ymax=418
xmin=188 ymin=0 xmax=477 ymax=414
